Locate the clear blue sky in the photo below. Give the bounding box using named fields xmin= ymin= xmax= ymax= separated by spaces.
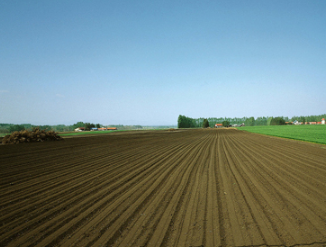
xmin=1 ymin=0 xmax=325 ymax=125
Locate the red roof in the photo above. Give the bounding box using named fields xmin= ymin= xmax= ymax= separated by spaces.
xmin=215 ymin=124 xmax=223 ymax=126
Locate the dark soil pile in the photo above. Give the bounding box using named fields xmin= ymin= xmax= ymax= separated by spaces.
xmin=2 ymin=128 xmax=63 ymax=145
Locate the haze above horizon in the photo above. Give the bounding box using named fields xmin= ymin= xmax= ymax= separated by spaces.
xmin=1 ymin=1 xmax=325 ymax=126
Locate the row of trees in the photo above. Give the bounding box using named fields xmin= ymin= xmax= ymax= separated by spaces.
xmin=270 ymin=117 xmax=286 ymax=125
xmin=177 ymin=115 xmax=271 ymax=128
xmin=177 ymin=114 xmax=326 ymax=128
xmin=1 ymin=122 xmax=177 ymax=134
xmin=0 ymin=123 xmax=55 ymax=134
xmin=178 ymin=116 xmax=231 ymax=128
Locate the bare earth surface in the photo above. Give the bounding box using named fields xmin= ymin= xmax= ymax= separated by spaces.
xmin=1 ymin=129 xmax=326 ymax=247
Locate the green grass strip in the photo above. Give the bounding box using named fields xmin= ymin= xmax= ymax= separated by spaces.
xmin=236 ymin=125 xmax=326 ymax=145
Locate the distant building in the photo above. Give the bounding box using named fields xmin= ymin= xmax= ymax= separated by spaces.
xmin=75 ymin=127 xmax=85 ymax=131
xmin=232 ymin=123 xmax=245 ymax=127
xmin=322 ymin=118 xmax=325 ymax=125
xmin=90 ymin=128 xmax=98 ymax=131
xmin=215 ymin=123 xmax=223 ymax=128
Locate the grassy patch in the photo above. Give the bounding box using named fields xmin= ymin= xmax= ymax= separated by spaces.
xmin=0 ymin=133 xmax=10 ymax=137
xmin=236 ymin=125 xmax=326 ymax=145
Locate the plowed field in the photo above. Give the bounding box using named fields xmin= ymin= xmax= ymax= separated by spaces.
xmin=1 ymin=129 xmax=326 ymax=247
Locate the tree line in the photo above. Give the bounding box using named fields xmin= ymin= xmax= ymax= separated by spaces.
xmin=0 ymin=123 xmax=75 ymax=134
xmin=177 ymin=114 xmax=326 ymax=128
xmin=0 ymin=122 xmax=177 ymax=134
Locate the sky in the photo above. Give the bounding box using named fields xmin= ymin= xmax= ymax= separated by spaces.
xmin=0 ymin=0 xmax=325 ymax=126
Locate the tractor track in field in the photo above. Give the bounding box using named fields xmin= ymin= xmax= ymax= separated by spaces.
xmin=1 ymin=129 xmax=326 ymax=247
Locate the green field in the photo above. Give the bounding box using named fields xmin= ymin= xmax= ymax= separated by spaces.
xmin=237 ymin=125 xmax=326 ymax=145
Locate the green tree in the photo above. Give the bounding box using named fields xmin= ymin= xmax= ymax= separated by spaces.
xmin=178 ymin=115 xmax=196 ymax=128
xmin=53 ymin=124 xmax=73 ymax=132
xmin=84 ymin=123 xmax=96 ymax=131
xmin=9 ymin=124 xmax=25 ymax=133
xmin=245 ymin=117 xmax=255 ymax=126
xmin=96 ymin=123 xmax=101 ymax=128
xmin=208 ymin=117 xmax=220 ymax=128
xmin=73 ymin=122 xmax=84 ymax=129
xmin=267 ymin=117 xmax=273 ymax=126
xmin=301 ymin=117 xmax=306 ymax=125
xmin=255 ymin=117 xmax=268 ymax=126
xmin=202 ymin=119 xmax=209 ymax=128
xmin=270 ymin=117 xmax=286 ymax=125
xmin=222 ymin=120 xmax=230 ymax=127
xmin=178 ymin=115 xmax=186 ymax=128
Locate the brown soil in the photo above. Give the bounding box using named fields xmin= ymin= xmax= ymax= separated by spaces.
xmin=1 ymin=129 xmax=326 ymax=247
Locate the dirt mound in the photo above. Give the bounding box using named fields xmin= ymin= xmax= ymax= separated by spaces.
xmin=2 ymin=127 xmax=63 ymax=145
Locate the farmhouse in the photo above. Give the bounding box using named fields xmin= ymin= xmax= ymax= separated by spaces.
xmin=309 ymin=122 xmax=317 ymax=125
xmin=293 ymin=120 xmax=301 ymax=125
xmin=304 ymin=120 xmax=325 ymax=125
xmin=215 ymin=123 xmax=223 ymax=128
xmin=74 ymin=127 xmax=118 ymax=132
